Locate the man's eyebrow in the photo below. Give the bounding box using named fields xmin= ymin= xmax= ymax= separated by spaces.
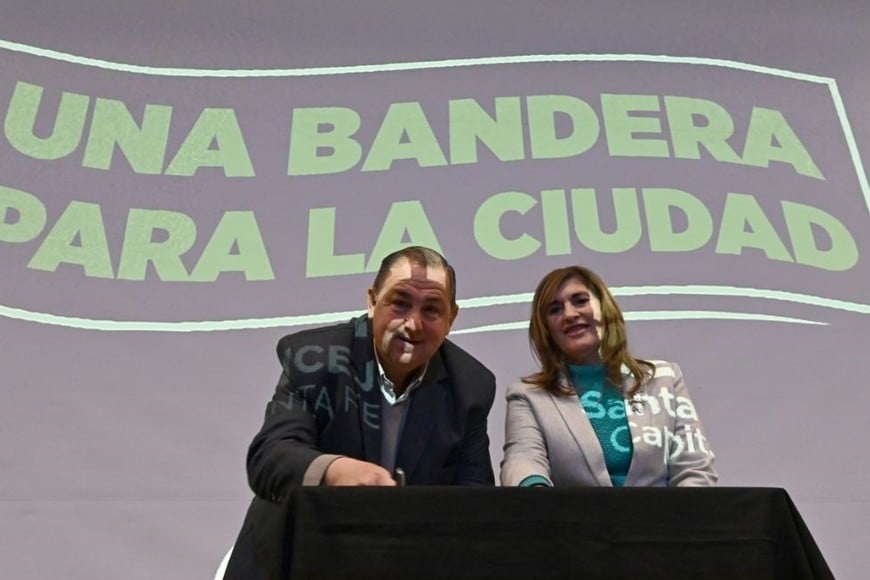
xmin=387 ymin=288 xmax=413 ymax=299
xmin=421 ymin=294 xmax=448 ymax=303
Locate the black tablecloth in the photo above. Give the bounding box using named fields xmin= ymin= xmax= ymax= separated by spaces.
xmin=281 ymin=487 xmax=832 ymax=579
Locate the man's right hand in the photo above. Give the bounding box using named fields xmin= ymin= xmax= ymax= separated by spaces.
xmin=323 ymin=457 xmax=397 ymax=486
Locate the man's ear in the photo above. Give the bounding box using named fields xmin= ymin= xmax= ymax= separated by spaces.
xmin=447 ymin=304 xmax=459 ymax=329
xmin=366 ymin=288 xmax=377 ymax=317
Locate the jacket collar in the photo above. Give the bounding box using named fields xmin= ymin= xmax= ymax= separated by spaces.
xmin=352 ymin=315 xmax=449 ymax=480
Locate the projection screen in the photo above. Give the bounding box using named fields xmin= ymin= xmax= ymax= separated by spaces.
xmin=1 ymin=2 xmax=868 ymax=578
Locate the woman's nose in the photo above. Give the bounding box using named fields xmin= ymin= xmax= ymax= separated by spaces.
xmin=564 ymin=302 xmax=582 ymax=318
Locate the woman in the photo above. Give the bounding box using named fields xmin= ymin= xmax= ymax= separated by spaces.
xmin=501 ymin=266 xmax=717 ymax=487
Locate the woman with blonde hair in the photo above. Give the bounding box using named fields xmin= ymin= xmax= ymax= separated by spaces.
xmin=500 ymin=266 xmax=717 ymax=487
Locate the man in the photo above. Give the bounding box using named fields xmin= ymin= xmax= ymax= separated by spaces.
xmin=225 ymin=246 xmax=496 ymax=579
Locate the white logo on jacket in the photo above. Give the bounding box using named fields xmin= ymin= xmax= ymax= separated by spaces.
xmin=621 ymin=385 xmax=713 ymax=463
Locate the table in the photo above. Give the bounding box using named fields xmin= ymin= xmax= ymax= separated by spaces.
xmin=282 ymin=487 xmax=832 ymax=579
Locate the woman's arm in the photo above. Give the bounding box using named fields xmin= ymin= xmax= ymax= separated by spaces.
xmin=500 ymin=382 xmax=554 ymax=487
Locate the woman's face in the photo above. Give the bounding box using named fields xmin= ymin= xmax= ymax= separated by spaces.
xmin=544 ymin=276 xmax=603 ymax=365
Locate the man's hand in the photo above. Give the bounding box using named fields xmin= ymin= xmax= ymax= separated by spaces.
xmin=323 ymin=457 xmax=397 ymax=486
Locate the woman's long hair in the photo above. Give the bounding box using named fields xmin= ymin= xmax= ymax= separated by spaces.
xmin=523 ymin=266 xmax=654 ymax=396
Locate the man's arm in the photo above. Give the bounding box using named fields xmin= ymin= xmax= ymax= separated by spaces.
xmin=246 ymin=335 xmax=395 ymax=500
xmin=246 ymin=348 xmax=327 ymax=501
xmin=451 ymin=363 xmax=497 ymax=486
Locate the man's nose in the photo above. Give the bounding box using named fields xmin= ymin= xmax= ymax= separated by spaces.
xmin=404 ymin=312 xmax=421 ymax=331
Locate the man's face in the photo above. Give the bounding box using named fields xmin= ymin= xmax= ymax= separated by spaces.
xmin=367 ymin=258 xmax=458 ymax=381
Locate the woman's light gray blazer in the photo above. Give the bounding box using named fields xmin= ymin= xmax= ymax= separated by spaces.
xmin=500 ymin=361 xmax=717 ymax=487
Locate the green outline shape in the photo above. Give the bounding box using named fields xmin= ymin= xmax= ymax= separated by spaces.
xmin=0 ymin=40 xmax=868 ymax=332
xmin=0 ymin=285 xmax=863 ymax=332
xmin=452 ymin=311 xmax=826 ymax=336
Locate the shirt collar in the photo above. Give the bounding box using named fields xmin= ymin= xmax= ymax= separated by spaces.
xmin=374 ymin=351 xmax=428 ymax=406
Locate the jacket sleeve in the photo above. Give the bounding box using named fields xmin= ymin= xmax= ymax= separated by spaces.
xmin=452 ymin=366 xmax=497 ymax=486
xmin=665 ymin=363 xmax=718 ymax=487
xmin=245 ymin=336 xmax=332 ymax=502
xmin=500 ymin=382 xmax=554 ymax=487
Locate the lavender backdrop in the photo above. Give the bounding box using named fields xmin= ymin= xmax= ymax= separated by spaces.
xmin=1 ymin=2 xmax=868 ymax=578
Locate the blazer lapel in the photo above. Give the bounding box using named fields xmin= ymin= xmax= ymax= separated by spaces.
xmin=548 ymin=382 xmax=612 ymax=487
xmin=350 ymin=316 xmax=382 ymax=466
xmin=394 ymin=354 xmax=447 ymax=482
xmin=624 ymin=373 xmax=664 ymax=487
